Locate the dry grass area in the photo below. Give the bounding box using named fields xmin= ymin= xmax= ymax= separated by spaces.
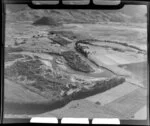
xmin=103 ymin=88 xmax=147 ymax=119
xmin=35 ymin=99 xmax=127 ymax=119
xmin=4 ymin=79 xmax=48 ymax=103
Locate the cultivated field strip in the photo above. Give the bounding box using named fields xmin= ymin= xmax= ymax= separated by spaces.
xmin=85 ymin=82 xmax=138 ymax=106
xmin=103 ymin=88 xmax=147 ymax=119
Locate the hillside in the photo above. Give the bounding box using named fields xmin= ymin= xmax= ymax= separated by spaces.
xmin=6 ymin=4 xmax=147 ymax=23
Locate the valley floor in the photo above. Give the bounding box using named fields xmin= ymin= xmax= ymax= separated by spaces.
xmin=4 ymin=22 xmax=148 ymax=120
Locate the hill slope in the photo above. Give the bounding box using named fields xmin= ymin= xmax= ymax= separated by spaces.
xmin=6 ymin=4 xmax=147 ymax=23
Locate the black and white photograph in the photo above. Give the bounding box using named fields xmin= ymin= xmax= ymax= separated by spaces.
xmin=3 ymin=0 xmax=149 ymax=122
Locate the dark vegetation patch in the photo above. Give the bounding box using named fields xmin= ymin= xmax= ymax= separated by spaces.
xmin=50 ymin=36 xmax=71 ymax=46
xmin=62 ymin=51 xmax=94 ymax=73
xmin=76 ymin=39 xmax=146 ymax=54
xmin=103 ymin=40 xmax=146 ymax=52
xmin=5 ymin=59 xmax=68 ymax=93
xmin=24 ymin=55 xmax=33 ymax=60
xmin=75 ymin=40 xmax=125 ymax=55
xmin=76 ymin=39 xmax=99 ymax=45
xmin=30 ymin=76 xmax=66 ymax=92
xmin=69 ymin=77 xmax=125 ymax=100
xmin=33 ymin=16 xmax=60 ymax=26
xmin=49 ymin=31 xmax=77 ymax=40
xmin=75 ymin=43 xmax=90 ymax=57
xmin=112 ymin=47 xmax=125 ymax=52
xmin=94 ymin=77 xmax=125 ymax=89
xmin=97 ymin=45 xmax=125 ymax=52
xmin=5 ymin=59 xmax=43 ymax=80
